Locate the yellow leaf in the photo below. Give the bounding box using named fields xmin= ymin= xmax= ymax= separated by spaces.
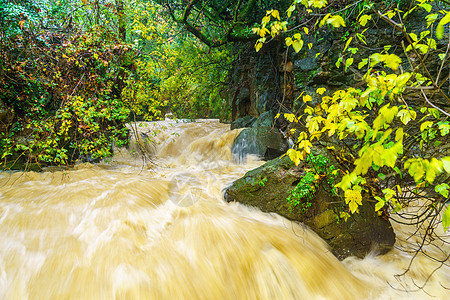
xmin=420 ymin=121 xmax=433 ymax=131
xmin=255 ymin=41 xmax=263 ymax=52
xmin=383 ymin=54 xmax=402 ymax=70
xmin=344 ymin=37 xmax=352 ymax=52
xmin=299 ymin=139 xmax=312 ymax=154
xmin=287 ymin=149 xmax=303 ymax=166
xmin=319 ymin=13 xmax=331 ymax=28
xmin=395 ymin=127 xmax=404 ymax=141
xmin=359 ymin=14 xmax=372 ymax=26
xmin=437 ymin=12 xmax=450 ymax=39
xmin=303 ymin=95 xmax=312 ymax=102
xmin=345 ymin=189 xmax=362 ymax=214
xmin=304 ymin=106 xmax=314 ymax=115
xmin=285 ymin=37 xmax=293 ymax=46
xmin=287 ymin=4 xmax=296 ymax=18
xmin=308 ymin=43 xmax=313 ymax=49
xmin=327 ymin=15 xmax=346 ymax=28
xmin=409 ymin=32 xmax=418 ymax=42
xmin=442 ymin=156 xmax=450 ymax=173
xmin=309 ymin=0 xmax=328 ymax=9
xmin=303 ymin=27 xmax=309 ymax=34
xmin=284 ymin=113 xmax=297 ymax=122
xmin=298 ymin=131 xmax=308 ymax=141
xmin=292 ymin=39 xmax=304 ymax=52
xmin=382 ymin=188 xmax=395 ymax=200
xmin=384 ymin=10 xmax=395 ymax=19
xmin=271 ymin=10 xmax=280 ymax=20
xmin=316 ymin=87 xmax=326 ymax=95
xmin=397 ymin=109 xmax=416 ymax=125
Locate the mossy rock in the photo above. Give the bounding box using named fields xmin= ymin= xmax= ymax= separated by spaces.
xmin=231 ymin=127 xmax=289 ymax=162
xmin=224 ymin=152 xmax=396 ymax=259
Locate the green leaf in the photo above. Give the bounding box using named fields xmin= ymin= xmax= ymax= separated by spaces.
xmin=436 ymin=12 xmax=450 ymax=39
xmin=358 ymin=59 xmax=368 ymax=69
xmin=409 ymin=32 xmax=418 ymax=42
xmin=418 ymin=3 xmax=432 ymax=13
xmin=336 ymin=56 xmax=342 ymax=68
xmin=435 ymin=183 xmax=449 ymax=198
xmin=374 ymin=196 xmax=385 ymax=211
xmin=420 ymin=121 xmax=433 ymax=131
xmin=345 ymin=57 xmax=354 ymax=71
xmin=443 ymin=205 xmax=450 ymax=232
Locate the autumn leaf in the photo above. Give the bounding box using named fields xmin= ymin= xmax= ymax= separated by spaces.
xmin=316 ymin=87 xmax=326 ymax=95
xmin=327 ymin=15 xmax=346 ymax=28
xmin=345 ymin=189 xmax=362 ymax=213
xmin=292 ymin=39 xmax=304 ymax=52
xmin=287 ymin=149 xmax=303 ymax=166
xmin=358 ymin=14 xmax=372 ymax=26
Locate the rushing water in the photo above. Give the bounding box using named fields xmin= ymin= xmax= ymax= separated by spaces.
xmin=0 ymin=121 xmax=448 ymax=299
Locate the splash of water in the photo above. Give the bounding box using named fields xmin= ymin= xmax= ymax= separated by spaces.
xmin=0 ymin=120 xmax=448 ymax=299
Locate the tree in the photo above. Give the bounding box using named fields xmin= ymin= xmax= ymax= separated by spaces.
xmin=251 ymin=0 xmax=449 ymax=280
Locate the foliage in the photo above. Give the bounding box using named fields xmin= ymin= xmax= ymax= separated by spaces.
xmin=0 ymin=0 xmax=133 ymax=169
xmin=158 ymin=0 xmax=292 ymax=48
xmin=286 ymin=153 xmax=337 ymax=212
xmin=256 ymin=0 xmax=450 ymax=233
xmin=123 ymin=2 xmax=232 ymax=121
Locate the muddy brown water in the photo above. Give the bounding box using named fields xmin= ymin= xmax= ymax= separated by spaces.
xmin=0 ymin=121 xmax=448 ymax=299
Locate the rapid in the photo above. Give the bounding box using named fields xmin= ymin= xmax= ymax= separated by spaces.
xmin=0 ymin=121 xmax=448 ymax=299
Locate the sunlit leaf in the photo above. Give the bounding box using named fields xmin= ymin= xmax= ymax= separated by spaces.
xmin=436 ymin=12 xmax=450 ymax=39
xmin=374 ymin=196 xmax=385 ymax=211
xmin=435 ymin=183 xmax=449 ymax=198
xmin=284 ymin=113 xmax=297 ymax=122
xmin=359 ymin=14 xmax=372 ymax=26
xmin=292 ymin=39 xmax=304 ymax=52
xmin=327 ymin=15 xmax=346 ymax=28
xmin=271 ymin=10 xmax=280 ymax=20
xmin=442 ymin=156 xmax=450 ymax=173
xmin=316 ymin=87 xmax=326 ymax=95
xmin=287 ymin=148 xmax=303 ymax=166
xmin=420 ymin=121 xmax=433 ymax=131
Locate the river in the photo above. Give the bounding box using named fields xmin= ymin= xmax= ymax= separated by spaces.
xmin=0 ymin=121 xmax=448 ymax=299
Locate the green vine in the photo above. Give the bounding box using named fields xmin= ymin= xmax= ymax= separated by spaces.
xmin=287 ymin=153 xmax=337 ymax=213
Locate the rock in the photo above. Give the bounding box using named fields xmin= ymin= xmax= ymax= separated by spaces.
xmin=224 ymin=153 xmax=396 ymax=259
xmin=230 ymin=115 xmax=257 ymax=130
xmin=252 ymin=110 xmax=275 ymax=128
xmin=231 ymin=126 xmax=289 ymax=162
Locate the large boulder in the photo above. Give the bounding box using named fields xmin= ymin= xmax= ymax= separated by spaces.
xmin=231 ymin=126 xmax=289 ymax=162
xmin=224 ymin=153 xmax=396 ymax=259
